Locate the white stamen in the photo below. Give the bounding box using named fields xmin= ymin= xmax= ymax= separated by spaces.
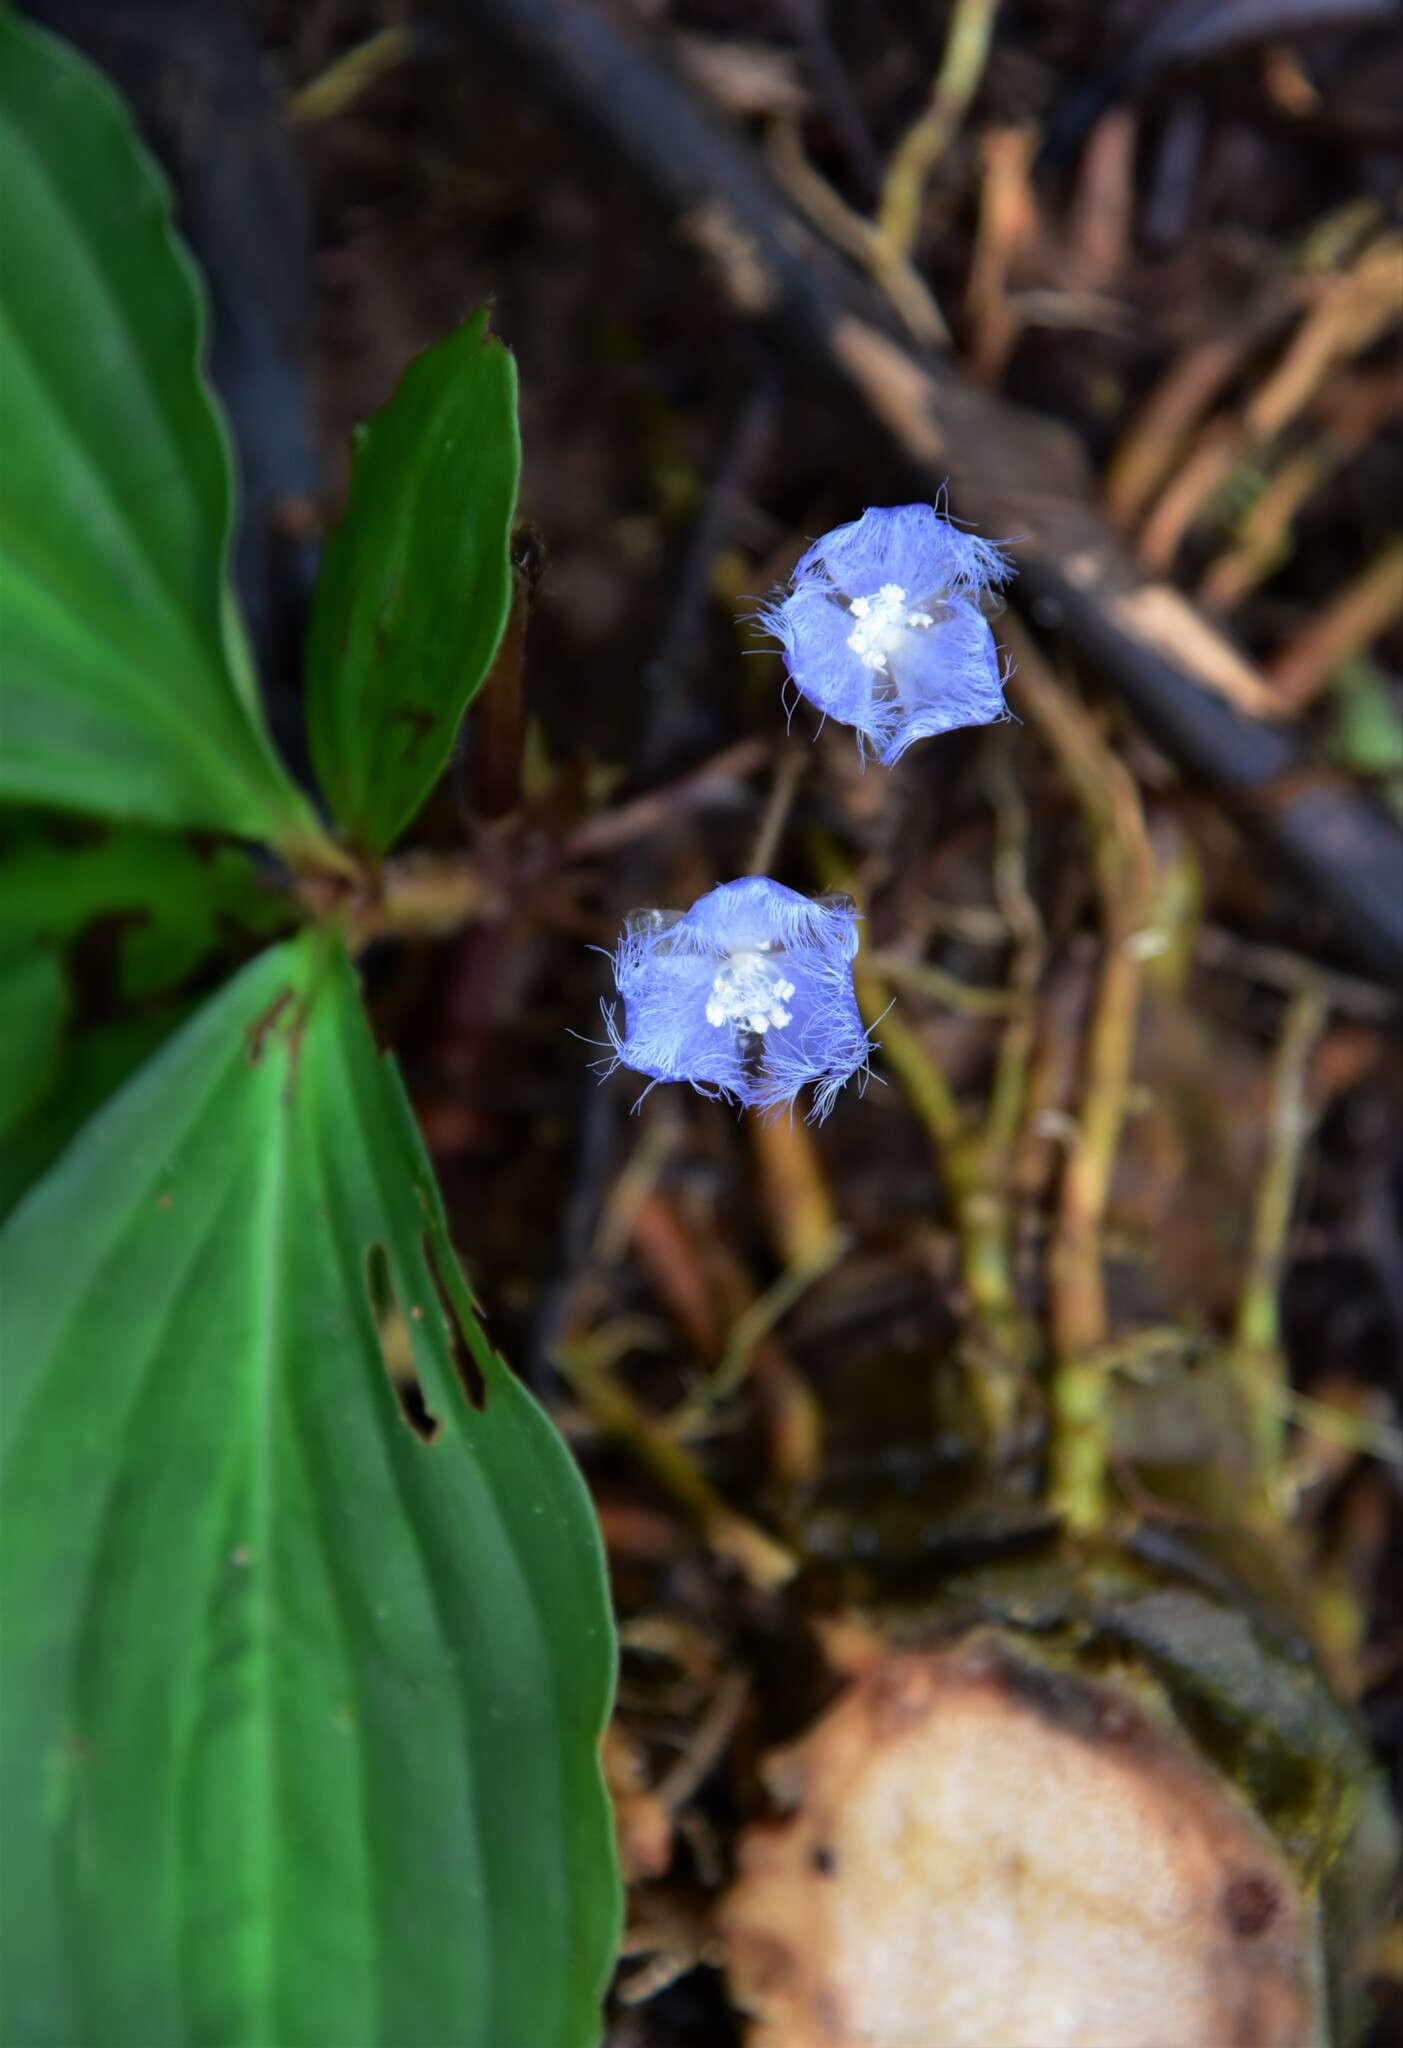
xmin=705 ymin=950 xmax=796 ymax=1036
xmin=845 ymin=581 xmax=936 ymax=673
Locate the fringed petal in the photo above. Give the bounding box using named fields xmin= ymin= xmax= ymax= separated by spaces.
xmin=603 ymin=878 xmax=870 ymax=1120
xmin=793 ymin=503 xmax=1010 ymax=605
xmin=878 ymin=598 xmax=1008 ymax=765
xmin=761 ymin=502 xmax=1015 ymax=763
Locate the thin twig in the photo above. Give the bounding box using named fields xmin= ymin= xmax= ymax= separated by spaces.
xmin=1194 ymin=371 xmax=1398 ymax=612
xmin=1134 ymin=231 xmax=1402 ymax=572
xmin=984 ymin=740 xmax=1046 ymax=1156
xmin=746 ymin=750 xmax=807 ymax=877
xmin=1230 ymin=985 xmax=1327 ymax=1497
xmin=965 ymin=124 xmax=1038 ymax=384
xmin=766 ymin=115 xmax=949 ymax=346
xmin=289 ymin=24 xmax=413 ymax=123
xmin=1263 ymin=1384 xmax=1403 ymax=1468
xmin=875 ymin=0 xmax=1000 ymax=257
xmin=1003 ymin=619 xmax=1156 ymax=1532
xmin=1246 ymin=232 xmax=1401 ymax=443
xmin=748 ymin=1107 xmax=841 ymax=1269
xmin=554 ymin=1329 xmax=797 ymax=1589
xmin=1265 ymin=538 xmax=1403 ymax=714
xmin=669 ymin=1228 xmax=851 ymax=1433
xmin=1105 ymin=329 xmax=1272 ymax=530
xmin=560 ymin=736 xmax=771 ymax=860
xmin=1194 ymin=924 xmax=1398 ymax=1022
xmin=864 ymin=950 xmax=1026 ymax=1017
xmin=852 ymin=954 xmax=1029 ymax=1444
xmin=854 ymin=964 xmax=962 ymax=1151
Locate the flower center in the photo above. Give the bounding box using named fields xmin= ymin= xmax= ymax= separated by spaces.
xmin=705 ymin=948 xmax=796 ymax=1036
xmin=845 ymin=582 xmax=935 ymax=673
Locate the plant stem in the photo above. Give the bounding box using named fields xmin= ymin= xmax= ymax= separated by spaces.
xmin=875 ymin=0 xmax=1001 ymax=257
xmin=1231 ymin=983 xmax=1327 ymax=1495
xmin=1002 ymin=619 xmax=1155 ymax=1533
xmin=555 ymin=1330 xmax=797 ymax=1590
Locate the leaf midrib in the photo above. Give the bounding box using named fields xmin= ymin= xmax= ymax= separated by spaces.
xmin=243 ymin=1022 xmax=291 ymax=2045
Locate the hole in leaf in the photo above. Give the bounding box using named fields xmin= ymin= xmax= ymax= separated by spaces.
xmin=366 ymin=1242 xmax=439 ymax=1441
xmin=421 ymin=1230 xmax=488 ymax=1411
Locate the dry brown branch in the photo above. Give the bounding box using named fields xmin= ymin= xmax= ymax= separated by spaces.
xmin=1265 ymin=539 xmax=1403 ymax=714
xmin=1196 ymin=372 xmax=1400 ymax=613
xmin=1246 ymin=233 xmax=1401 ymax=443
xmin=559 ymin=736 xmax=771 ymax=860
xmin=964 ymin=124 xmax=1038 ymax=384
xmin=1105 ymin=329 xmax=1273 ymax=529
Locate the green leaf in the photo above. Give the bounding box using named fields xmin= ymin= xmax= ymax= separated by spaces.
xmin=0 ymin=941 xmax=65 ymax=1141
xmin=0 ymin=1002 xmax=189 ymax=1225
xmin=0 ymin=10 xmax=319 ymax=847
xmin=0 ymin=820 xmax=294 ymax=1002
xmin=0 ymin=820 xmax=295 ymax=1218
xmin=306 ymin=311 xmax=519 ymax=852
xmin=1 ymin=932 xmax=619 ymax=2046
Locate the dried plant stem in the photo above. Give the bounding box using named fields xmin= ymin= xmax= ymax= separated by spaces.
xmin=289 ymin=25 xmax=412 ymax=124
xmin=853 ymin=965 xmax=961 ymax=1151
xmin=560 ymin=735 xmax=770 ymax=859
xmin=1193 ymin=369 xmax=1398 ymax=614
xmin=746 ymin=750 xmax=807 ymax=878
xmin=555 ymin=1330 xmax=796 ymax=1589
xmin=1231 ymin=985 xmax=1326 ymax=1496
xmin=621 ymin=1182 xmax=826 ymax=1490
xmin=1133 ymin=231 xmax=1401 ymax=571
xmin=1196 ymin=445 xmax=1335 ymax=613
xmin=1136 ymin=420 xmax=1240 ymax=573
xmin=1266 ymin=537 xmax=1403 ymax=714
xmin=853 ymin=962 xmax=1028 ymax=1444
xmin=1003 ymin=619 xmax=1156 ymax=1532
xmin=672 ymin=1229 xmax=849 ymax=1429
xmin=985 ymin=742 xmax=1046 ymax=1157
xmin=748 ymin=1109 xmax=840 ymax=1270
xmin=864 ymin=951 xmax=1026 ymax=1017
xmin=348 ymin=851 xmax=503 ymax=943
xmin=1246 ymin=232 xmax=1401 ymax=442
xmin=766 ymin=116 xmax=949 ymax=347
xmin=875 ymin=0 xmax=1001 ymax=257
xmin=1105 ymin=329 xmax=1269 ymax=530
xmin=965 ymin=124 xmax=1038 ymax=384
xmin=1194 ymin=923 xmax=1397 ymax=1021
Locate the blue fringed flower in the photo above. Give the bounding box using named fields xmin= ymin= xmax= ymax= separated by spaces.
xmin=603 ymin=877 xmax=870 ymax=1119
xmin=760 ymin=503 xmax=1013 ymax=764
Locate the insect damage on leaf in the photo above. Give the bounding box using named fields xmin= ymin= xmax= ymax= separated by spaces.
xmin=422 ymin=1229 xmax=488 ymax=1411
xmin=366 ymin=1241 xmax=440 ymax=1443
xmin=244 ymin=986 xmax=294 ymax=1064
